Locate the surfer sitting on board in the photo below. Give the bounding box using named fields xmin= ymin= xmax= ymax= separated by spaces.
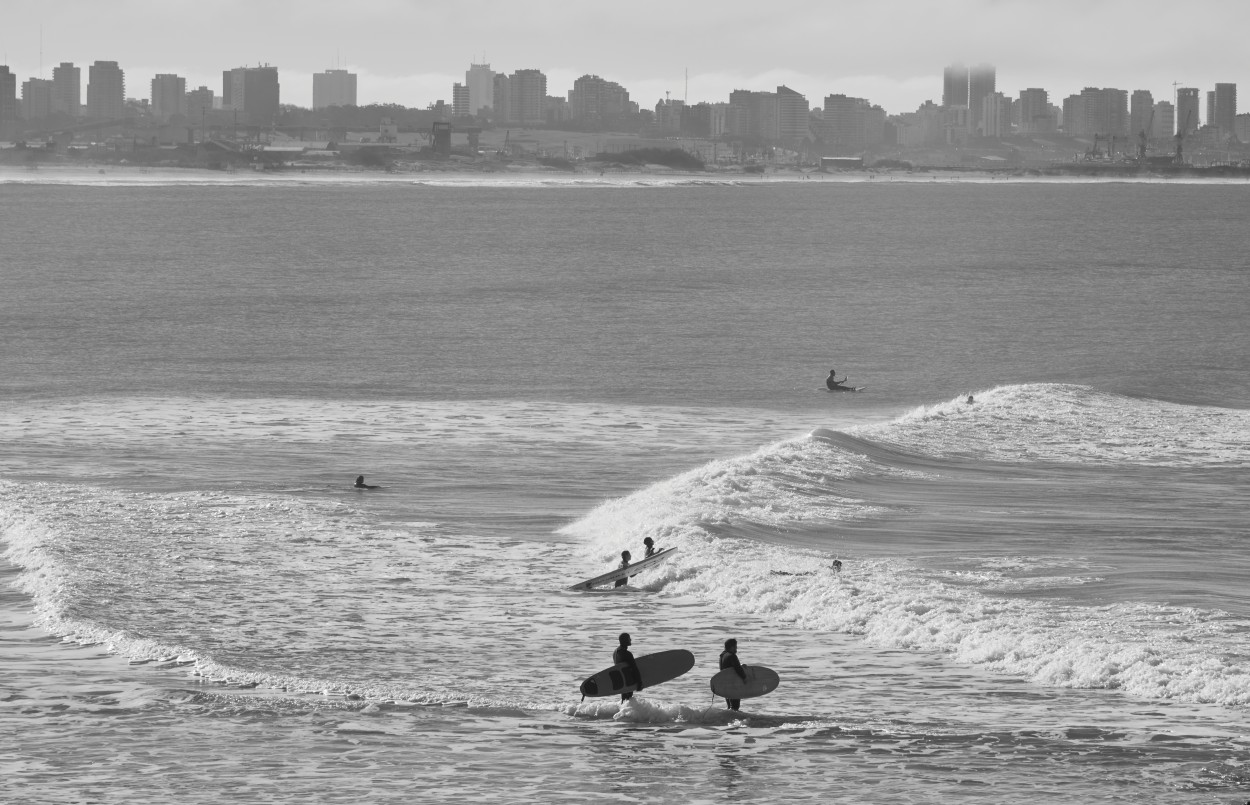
xmin=720 ymin=638 xmax=747 ymax=711
xmin=615 ymin=633 xmax=644 ymax=700
xmin=354 ymin=475 xmax=378 ymax=489
xmin=643 ymin=537 xmax=657 ymax=558
xmin=614 ymin=551 xmax=632 ymax=588
xmin=826 ymin=369 xmax=846 ymax=390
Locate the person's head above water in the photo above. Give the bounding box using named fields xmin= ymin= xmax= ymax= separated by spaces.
xmin=621 ymin=550 xmax=631 ymax=561
xmin=355 ymin=476 xmax=365 ymax=486
xmin=724 ymin=638 xmax=737 ymax=652
xmin=643 ymin=537 xmax=654 ymax=547
xmin=619 ymin=633 xmax=632 ymax=647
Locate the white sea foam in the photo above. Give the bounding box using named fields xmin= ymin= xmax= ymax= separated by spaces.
xmin=862 ymin=383 xmax=1250 ymax=467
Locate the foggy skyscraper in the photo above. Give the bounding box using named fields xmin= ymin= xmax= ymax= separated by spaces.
xmin=943 ymin=62 xmax=968 ymax=108
xmin=968 ymin=64 xmax=996 ymax=135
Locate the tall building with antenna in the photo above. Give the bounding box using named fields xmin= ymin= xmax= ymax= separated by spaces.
xmin=466 ymin=63 xmax=494 ymax=116
xmin=313 ymin=69 xmax=356 ymax=109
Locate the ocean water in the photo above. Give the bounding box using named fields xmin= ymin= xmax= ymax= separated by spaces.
xmin=1 ymin=167 xmax=1249 ymax=804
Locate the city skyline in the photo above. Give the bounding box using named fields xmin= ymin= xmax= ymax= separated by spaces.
xmin=2 ymin=0 xmax=1248 ymax=117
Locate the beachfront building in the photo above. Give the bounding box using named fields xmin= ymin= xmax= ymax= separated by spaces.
xmin=814 ymin=94 xmax=886 ymax=150
xmin=1063 ymin=87 xmax=1128 ymax=138
xmin=492 ymin=73 xmax=510 ymax=124
xmin=1018 ymin=88 xmax=1055 ymax=133
xmin=223 ymin=65 xmax=280 ymax=126
xmin=87 ymin=61 xmax=126 ymax=120
xmin=52 ymin=62 xmax=81 ymax=117
xmin=776 ymin=86 xmax=811 ymax=143
xmin=1176 ymin=87 xmax=1200 ymax=133
xmin=568 ymin=74 xmax=632 ymax=127
xmin=465 ymin=63 xmax=494 ymax=116
xmin=968 ymin=63 xmax=996 ymax=135
xmin=1235 ymin=113 xmax=1250 ymax=143
xmin=21 ymin=77 xmax=53 ymax=120
xmin=313 ymin=69 xmax=357 ymax=109
xmin=151 ymin=74 xmax=187 ymax=122
xmin=1212 ymin=83 xmax=1236 ymax=139
xmin=943 ymin=62 xmax=968 ymax=107
xmin=979 ymin=91 xmax=1011 ymax=137
xmin=1152 ymin=101 xmax=1175 ymax=139
xmin=507 ymin=69 xmax=546 ymax=126
xmin=1130 ymin=90 xmax=1154 ymax=138
xmin=452 ymin=83 xmax=470 ymax=117
xmin=892 ymin=101 xmax=947 ymax=147
xmin=0 ymin=66 xmax=17 ymax=139
xmin=681 ymin=102 xmax=728 ymax=138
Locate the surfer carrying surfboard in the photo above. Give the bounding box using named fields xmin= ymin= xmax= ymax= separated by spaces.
xmin=643 ymin=537 xmax=657 ymax=558
xmin=614 ymin=633 xmax=644 ymax=701
xmin=719 ymin=638 xmax=748 ymax=711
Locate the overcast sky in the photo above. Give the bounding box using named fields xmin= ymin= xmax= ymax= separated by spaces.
xmin=3 ymin=0 xmax=1246 ymax=116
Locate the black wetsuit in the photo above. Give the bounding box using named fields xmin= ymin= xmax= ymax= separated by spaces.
xmin=826 ymin=374 xmax=843 ymax=390
xmin=614 ymin=646 xmax=643 ymax=700
xmin=720 ymin=649 xmax=747 ymax=710
xmin=614 ymin=558 xmax=630 ymax=588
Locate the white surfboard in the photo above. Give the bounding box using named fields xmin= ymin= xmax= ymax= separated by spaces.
xmin=568 ymin=547 xmax=678 ymax=591
xmin=711 ymin=665 xmax=780 ymax=700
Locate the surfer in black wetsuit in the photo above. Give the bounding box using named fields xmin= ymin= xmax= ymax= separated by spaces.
xmin=614 ymin=632 xmax=644 ymax=701
xmin=354 ymin=475 xmax=378 ymax=489
xmin=720 ymin=638 xmax=747 ymax=711
xmin=826 ymin=369 xmax=845 ymax=390
xmin=614 ymin=551 xmax=631 ymax=588
xmin=643 ymin=537 xmax=657 ymax=558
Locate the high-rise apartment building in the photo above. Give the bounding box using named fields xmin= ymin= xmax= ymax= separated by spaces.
xmin=1212 ymin=83 xmax=1236 ymax=136
xmin=52 ymin=62 xmax=81 ymax=116
xmin=968 ymin=63 xmax=996 ymax=135
xmin=466 ymin=63 xmax=494 ymax=116
xmin=942 ymin=63 xmax=968 ymax=108
xmin=980 ymin=91 xmax=1011 ymax=137
xmin=452 ymin=82 xmax=470 ymax=117
xmin=568 ymin=74 xmax=632 ymax=126
xmin=1130 ymin=90 xmax=1154 ymax=137
xmin=0 ymin=66 xmax=17 ymax=139
xmin=1018 ymin=88 xmax=1053 ymax=133
xmin=186 ymin=86 xmax=214 ymax=122
xmin=223 ymin=65 xmax=280 ymax=126
xmin=508 ymin=69 xmax=546 ymax=126
xmin=1153 ymin=101 xmax=1175 ymax=139
xmin=817 ymin=94 xmax=885 ymax=149
xmin=493 ymin=73 xmax=511 ymax=124
xmin=151 ymin=74 xmax=187 ymax=121
xmin=22 ymin=78 xmax=53 ymax=120
xmin=1063 ymin=87 xmax=1128 ymax=138
xmin=1176 ymin=87 xmax=1200 ymax=133
xmin=313 ymin=69 xmax=357 ymax=109
xmin=776 ymin=85 xmax=810 ymax=143
xmin=87 ymin=61 xmax=126 ymax=119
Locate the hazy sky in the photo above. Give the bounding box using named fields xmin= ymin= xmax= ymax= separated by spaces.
xmin=3 ymin=0 xmax=1247 ymax=116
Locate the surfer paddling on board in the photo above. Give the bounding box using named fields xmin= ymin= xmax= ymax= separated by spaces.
xmin=354 ymin=475 xmax=378 ymax=490
xmin=720 ymin=639 xmax=747 ymax=711
xmin=614 ymin=633 xmax=644 ymax=701
xmin=826 ymin=369 xmax=847 ymax=390
xmin=614 ymin=551 xmax=632 ymax=588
